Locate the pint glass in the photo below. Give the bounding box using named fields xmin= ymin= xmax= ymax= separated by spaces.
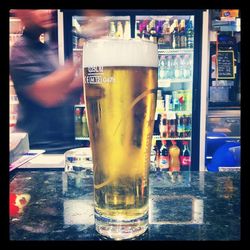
xmin=83 ymin=39 xmax=158 ymax=240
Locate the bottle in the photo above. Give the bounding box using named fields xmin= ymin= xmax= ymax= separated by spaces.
xmin=183 ymin=54 xmax=192 ymax=79
xmin=116 ymin=21 xmax=124 ymax=38
xmin=164 ymin=94 xmax=172 ymax=112
xmin=162 ymin=18 xmax=172 ymax=48
xmin=186 ymin=20 xmax=194 ymax=48
xmin=75 ymin=108 xmax=82 ymax=138
xmin=165 ymin=55 xmax=174 ymax=79
xmin=157 ymin=89 xmax=165 ymax=113
xmin=178 ymin=55 xmax=184 ymax=79
xmin=159 ymin=140 xmax=170 ymax=171
xmin=123 ymin=21 xmax=131 ymax=39
xmin=182 ymin=114 xmax=187 ymax=137
xmin=156 ymin=20 xmax=164 ymax=43
xmin=169 ymin=140 xmax=180 ymax=172
xmin=153 ymin=113 xmax=161 ymax=136
xmin=168 ymin=115 xmax=176 ymax=138
xmin=72 ymin=27 xmax=78 ymax=49
xmin=172 ymin=19 xmax=179 ymax=49
xmin=179 ymin=19 xmax=187 ymax=48
xmin=82 ymin=109 xmax=89 ymax=138
xmin=185 ymin=114 xmax=192 ymax=137
xmin=178 ymin=90 xmax=185 ymax=111
xmin=173 ymin=55 xmax=181 ymax=79
xmin=176 ymin=113 xmax=183 ymax=138
xmin=140 ymin=20 xmax=149 ymax=40
xmin=180 ymin=141 xmax=191 ymax=171
xmin=148 ymin=19 xmax=157 ymax=43
xmin=155 ymin=140 xmax=162 ymax=170
xmin=143 ymin=23 xmax=151 ymax=40
xmin=136 ymin=21 xmax=141 ymax=39
xmin=109 ymin=21 xmax=116 ymax=38
xmin=158 ymin=56 xmax=166 ymax=80
xmin=160 ymin=113 xmax=168 ymax=138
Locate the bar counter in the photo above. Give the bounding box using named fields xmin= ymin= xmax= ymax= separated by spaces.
xmin=9 ymin=164 xmax=240 ymax=241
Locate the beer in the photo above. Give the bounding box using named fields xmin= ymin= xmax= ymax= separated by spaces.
xmin=83 ymin=39 xmax=158 ymax=240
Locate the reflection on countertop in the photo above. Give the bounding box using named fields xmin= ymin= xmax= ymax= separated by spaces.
xmin=9 ymin=171 xmax=240 ymax=241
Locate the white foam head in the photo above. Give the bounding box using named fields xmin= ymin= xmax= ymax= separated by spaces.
xmin=83 ymin=38 xmax=158 ymax=68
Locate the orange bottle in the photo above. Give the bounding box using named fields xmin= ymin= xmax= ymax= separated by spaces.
xmin=169 ymin=140 xmax=180 ymax=172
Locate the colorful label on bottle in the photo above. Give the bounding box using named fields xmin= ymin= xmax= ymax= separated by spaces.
xmin=159 ymin=155 xmax=169 ymax=170
xmin=180 ymin=156 xmax=191 ymax=166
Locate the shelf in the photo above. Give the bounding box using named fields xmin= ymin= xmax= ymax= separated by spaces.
xmin=156 ymin=110 xmax=192 ymax=115
xmin=212 ymin=19 xmax=240 ymax=32
xmin=73 ymin=48 xmax=83 ymax=52
xmin=75 ymin=137 xmax=89 ymax=140
xmin=153 ymin=136 xmax=191 ymax=140
xmin=158 ymin=48 xmax=193 ymax=55
xmin=158 ymin=79 xmax=192 ymax=87
xmin=74 ymin=104 xmax=85 ymax=108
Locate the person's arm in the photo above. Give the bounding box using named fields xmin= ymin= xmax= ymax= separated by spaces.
xmin=23 ymin=61 xmax=83 ymax=107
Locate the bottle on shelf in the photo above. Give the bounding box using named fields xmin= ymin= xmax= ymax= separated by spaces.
xmin=153 ymin=113 xmax=161 ymax=136
xmin=176 ymin=113 xmax=184 ymax=138
xmin=148 ymin=19 xmax=157 ymax=43
xmin=159 ymin=140 xmax=170 ymax=171
xmin=172 ymin=19 xmax=180 ymax=49
xmin=179 ymin=19 xmax=187 ymax=48
xmin=182 ymin=114 xmax=187 ymax=137
xmin=72 ymin=27 xmax=79 ymax=49
xmin=177 ymin=90 xmax=185 ymax=111
xmin=109 ymin=21 xmax=116 ymax=38
xmin=172 ymin=90 xmax=180 ymax=111
xmin=123 ymin=20 xmax=131 ymax=39
xmin=169 ymin=140 xmax=180 ymax=172
xmin=173 ymin=55 xmax=182 ymax=79
xmin=180 ymin=141 xmax=191 ymax=171
xmin=139 ymin=20 xmax=148 ymax=40
xmin=167 ymin=112 xmax=176 ymax=138
xmin=162 ymin=18 xmax=172 ymax=48
xmin=75 ymin=108 xmax=83 ymax=138
xmin=185 ymin=114 xmax=192 ymax=137
xmin=178 ymin=55 xmax=184 ymax=79
xmin=160 ymin=113 xmax=168 ymax=138
xmin=156 ymin=89 xmax=165 ymax=113
xmin=165 ymin=55 xmax=174 ymax=79
xmin=158 ymin=55 xmax=166 ymax=80
xmin=156 ymin=20 xmax=164 ymax=43
xmin=116 ymin=21 xmax=124 ymax=38
xmin=155 ymin=140 xmax=162 ymax=170
xmin=143 ymin=22 xmax=151 ymax=40
xmin=186 ymin=19 xmax=194 ymax=48
xmin=82 ymin=109 xmax=89 ymax=138
xmin=183 ymin=54 xmax=192 ymax=79
xmin=164 ymin=94 xmax=172 ymax=112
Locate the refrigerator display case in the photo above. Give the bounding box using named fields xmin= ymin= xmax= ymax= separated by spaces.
xmin=134 ymin=11 xmax=204 ymax=172
xmin=59 ymin=9 xmax=207 ymax=171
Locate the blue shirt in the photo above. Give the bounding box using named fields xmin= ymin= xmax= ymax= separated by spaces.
xmin=10 ymin=30 xmax=76 ymax=152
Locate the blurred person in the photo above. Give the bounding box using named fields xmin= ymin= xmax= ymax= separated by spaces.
xmin=10 ymin=9 xmax=108 ymax=153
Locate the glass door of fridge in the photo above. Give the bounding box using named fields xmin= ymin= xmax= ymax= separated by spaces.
xmin=135 ymin=15 xmax=195 ymax=174
xmin=71 ymin=15 xmax=131 ymax=141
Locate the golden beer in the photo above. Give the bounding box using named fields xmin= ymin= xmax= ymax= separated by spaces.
xmin=83 ymin=39 xmax=158 ymax=240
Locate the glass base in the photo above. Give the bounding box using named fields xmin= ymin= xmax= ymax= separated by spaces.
xmin=95 ymin=210 xmax=148 ymax=240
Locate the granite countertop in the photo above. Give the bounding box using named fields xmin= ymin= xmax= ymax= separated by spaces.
xmin=9 ymin=170 xmax=240 ymax=241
